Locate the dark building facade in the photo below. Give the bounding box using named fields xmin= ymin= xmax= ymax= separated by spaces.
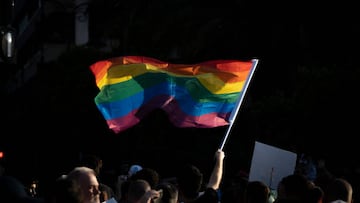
xmin=1 ymin=0 xmax=43 ymax=93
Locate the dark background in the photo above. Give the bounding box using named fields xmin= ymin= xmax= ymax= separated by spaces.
xmin=1 ymin=0 xmax=360 ymax=192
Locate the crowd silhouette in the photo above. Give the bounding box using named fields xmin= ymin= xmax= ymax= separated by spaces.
xmin=1 ymin=148 xmax=359 ymax=203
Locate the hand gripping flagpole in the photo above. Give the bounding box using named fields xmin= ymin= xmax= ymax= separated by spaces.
xmin=219 ymin=59 xmax=259 ymax=150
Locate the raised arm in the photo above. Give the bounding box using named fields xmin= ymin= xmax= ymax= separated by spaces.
xmin=206 ymin=149 xmax=225 ymax=190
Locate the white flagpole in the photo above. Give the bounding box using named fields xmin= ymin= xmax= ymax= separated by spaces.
xmin=219 ymin=59 xmax=259 ymax=150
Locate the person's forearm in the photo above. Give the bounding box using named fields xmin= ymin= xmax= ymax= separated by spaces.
xmin=207 ymin=150 xmax=224 ymax=190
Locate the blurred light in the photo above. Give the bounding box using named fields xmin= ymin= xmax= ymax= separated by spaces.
xmin=1 ymin=28 xmax=15 ymax=58
xmin=0 ymin=151 xmax=4 ymax=158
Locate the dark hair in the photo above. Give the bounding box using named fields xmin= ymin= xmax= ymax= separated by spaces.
xmin=131 ymin=167 xmax=160 ymax=189
xmin=278 ymin=174 xmax=310 ymax=200
xmin=244 ymin=181 xmax=270 ymax=203
xmin=308 ymin=186 xmax=324 ymax=203
xmin=50 ymin=176 xmax=83 ymax=203
xmin=156 ymin=182 xmax=178 ymax=203
xmin=325 ymin=178 xmax=352 ymax=202
xmin=176 ymin=164 xmax=203 ymax=199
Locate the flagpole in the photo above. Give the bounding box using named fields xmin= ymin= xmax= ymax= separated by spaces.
xmin=219 ymin=122 xmax=234 ymax=150
xmin=219 ymin=59 xmax=259 ymax=150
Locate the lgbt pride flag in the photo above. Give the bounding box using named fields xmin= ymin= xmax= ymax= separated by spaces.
xmin=90 ymin=56 xmax=258 ymax=134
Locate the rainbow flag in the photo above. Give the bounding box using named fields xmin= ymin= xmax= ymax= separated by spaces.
xmin=90 ymin=56 xmax=258 ymax=134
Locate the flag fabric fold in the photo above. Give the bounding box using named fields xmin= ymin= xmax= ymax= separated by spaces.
xmin=90 ymin=56 xmax=257 ymax=134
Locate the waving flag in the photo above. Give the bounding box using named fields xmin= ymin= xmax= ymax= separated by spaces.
xmin=90 ymin=56 xmax=258 ymax=134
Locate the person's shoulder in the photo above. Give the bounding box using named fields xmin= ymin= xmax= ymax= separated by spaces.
xmin=193 ymin=188 xmax=218 ymax=203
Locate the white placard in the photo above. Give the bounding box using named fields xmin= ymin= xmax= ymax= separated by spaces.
xmin=248 ymin=141 xmax=297 ymax=190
